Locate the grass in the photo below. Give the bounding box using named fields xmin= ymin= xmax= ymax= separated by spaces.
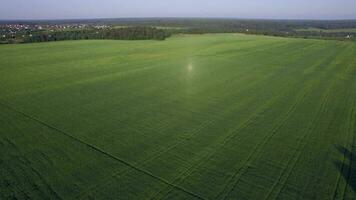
xmin=0 ymin=34 xmax=356 ymax=200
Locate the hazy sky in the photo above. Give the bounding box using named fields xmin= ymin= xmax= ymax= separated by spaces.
xmin=1 ymin=0 xmax=356 ymax=20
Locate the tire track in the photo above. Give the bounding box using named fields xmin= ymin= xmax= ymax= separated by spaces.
xmin=217 ymin=84 xmax=311 ymax=200
xmin=217 ymin=43 xmax=349 ymax=200
xmin=210 ymin=42 xmax=346 ymax=200
xmin=0 ymin=40 xmax=327 ymax=200
xmin=341 ymin=100 xmax=356 ymax=200
xmin=151 ymin=59 xmax=320 ymax=200
xmin=0 ymin=158 xmax=32 ymax=200
xmin=3 ymin=138 xmax=63 ymax=200
xmin=265 ymin=82 xmax=333 ymax=200
xmin=152 ymin=87 xmax=289 ymax=200
xmin=339 ymin=51 xmax=356 ymax=200
xmin=75 ymin=41 xmax=317 ymax=199
xmin=332 ymin=79 xmax=356 ymax=200
xmin=264 ymin=45 xmax=353 ymax=200
xmin=148 ymin=42 xmax=338 ymax=200
xmin=0 ymin=101 xmax=205 ymax=200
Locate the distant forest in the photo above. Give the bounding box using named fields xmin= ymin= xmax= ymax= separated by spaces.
xmin=25 ymin=27 xmax=170 ymax=43
xmin=1 ymin=18 xmax=356 ymax=44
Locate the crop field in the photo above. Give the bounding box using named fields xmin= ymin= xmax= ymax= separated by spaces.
xmin=1 ymin=34 xmax=356 ymax=200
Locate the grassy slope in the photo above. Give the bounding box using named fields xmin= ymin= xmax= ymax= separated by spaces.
xmin=0 ymin=34 xmax=356 ymax=200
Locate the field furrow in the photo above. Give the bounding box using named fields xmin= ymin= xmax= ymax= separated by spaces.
xmin=1 ymin=34 xmax=356 ymax=199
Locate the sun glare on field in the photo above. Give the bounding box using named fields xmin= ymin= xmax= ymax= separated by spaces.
xmin=187 ymin=63 xmax=193 ymax=72
xmin=2 ymin=15 xmax=356 ymax=199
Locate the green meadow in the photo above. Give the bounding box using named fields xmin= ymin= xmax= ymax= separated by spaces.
xmin=1 ymin=34 xmax=356 ymax=200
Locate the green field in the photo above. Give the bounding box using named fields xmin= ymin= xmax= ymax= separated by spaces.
xmin=1 ymin=34 xmax=356 ymax=200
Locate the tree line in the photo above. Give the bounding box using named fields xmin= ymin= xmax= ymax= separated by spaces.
xmin=23 ymin=27 xmax=171 ymax=43
xmin=2 ymin=19 xmax=356 ymax=44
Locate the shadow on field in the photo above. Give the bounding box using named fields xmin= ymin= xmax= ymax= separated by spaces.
xmin=334 ymin=145 xmax=356 ymax=193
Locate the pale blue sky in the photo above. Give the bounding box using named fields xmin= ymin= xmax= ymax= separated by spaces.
xmin=1 ymin=0 xmax=356 ymax=20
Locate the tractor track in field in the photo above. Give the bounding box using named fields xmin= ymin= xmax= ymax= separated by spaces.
xmin=74 ymin=41 xmax=317 ymax=199
xmin=334 ymin=81 xmax=356 ymax=200
xmin=318 ymin=91 xmax=353 ymax=200
xmin=0 ymin=101 xmax=206 ymax=200
xmin=219 ymin=42 xmax=349 ymax=200
xmin=332 ymin=57 xmax=356 ymax=200
xmin=1 ymin=144 xmax=37 ymax=200
xmin=147 ymin=42 xmax=339 ymax=200
xmin=76 ymin=115 xmax=218 ymax=199
xmin=208 ymin=43 xmax=347 ymax=200
xmin=289 ymin=47 xmax=356 ymax=200
xmin=341 ymin=100 xmax=356 ymax=200
xmin=76 ymin=79 xmax=267 ymax=199
xmin=271 ymin=46 xmax=355 ymax=200
xmin=75 ymin=73 xmax=274 ymax=198
xmin=151 ymin=87 xmax=290 ymax=200
xmin=216 ymin=83 xmax=311 ymax=200
xmin=333 ymin=145 xmax=349 ymax=200
xmin=332 ymin=96 xmax=353 ymax=199
xmin=2 ymin=138 xmax=63 ymax=200
xmin=0 ymin=39 xmax=346 ymax=200
xmin=151 ymin=53 xmax=323 ymax=200
xmin=150 ymin=68 xmax=316 ymax=199
xmin=1 ymin=35 xmax=356 ymax=200
xmin=265 ymin=82 xmax=333 ymax=200
xmin=158 ymin=42 xmax=338 ymax=200
xmin=263 ymin=46 xmax=352 ymax=200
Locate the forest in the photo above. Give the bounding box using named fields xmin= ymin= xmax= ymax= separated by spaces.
xmin=1 ymin=18 xmax=356 ymax=44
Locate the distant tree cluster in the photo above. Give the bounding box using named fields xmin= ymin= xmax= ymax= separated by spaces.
xmin=149 ymin=19 xmax=355 ymax=41
xmin=181 ymin=27 xmax=355 ymax=41
xmin=23 ymin=27 xmax=171 ymax=43
xmin=1 ymin=19 xmax=356 ymax=44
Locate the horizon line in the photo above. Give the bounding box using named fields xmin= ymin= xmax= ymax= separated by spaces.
xmin=1 ymin=16 xmax=356 ymax=22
